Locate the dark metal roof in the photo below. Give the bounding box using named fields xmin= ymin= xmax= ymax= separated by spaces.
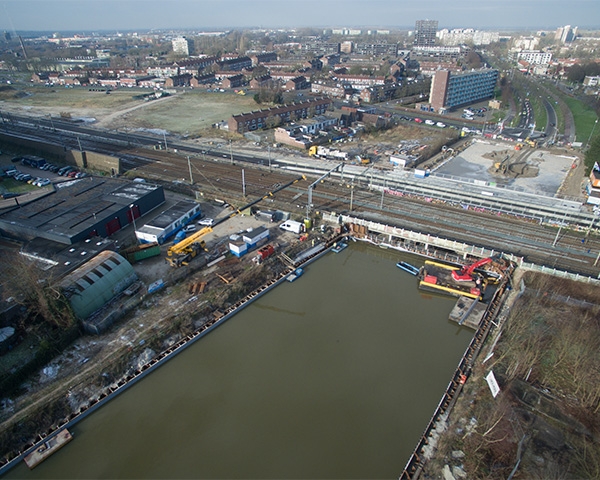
xmin=0 ymin=177 xmax=163 ymax=244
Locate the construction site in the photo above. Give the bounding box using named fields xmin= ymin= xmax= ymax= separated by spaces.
xmin=433 ymin=138 xmax=581 ymax=198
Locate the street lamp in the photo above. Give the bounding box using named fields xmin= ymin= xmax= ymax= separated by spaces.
xmin=129 ymin=204 xmax=138 ymax=244
xmin=586 ymin=118 xmax=598 ymax=150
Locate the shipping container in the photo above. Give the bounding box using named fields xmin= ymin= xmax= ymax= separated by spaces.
xmin=122 ymin=242 xmax=161 ymax=263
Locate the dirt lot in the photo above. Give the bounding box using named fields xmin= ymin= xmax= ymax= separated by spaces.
xmin=0 ymin=85 xmax=259 ymax=136
xmin=435 ymin=139 xmax=586 ymax=199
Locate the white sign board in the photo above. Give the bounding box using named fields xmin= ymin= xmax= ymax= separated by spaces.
xmin=485 ymin=370 xmax=501 ymax=398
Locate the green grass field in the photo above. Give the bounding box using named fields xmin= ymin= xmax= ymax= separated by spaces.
xmin=561 ymin=95 xmax=599 ymax=144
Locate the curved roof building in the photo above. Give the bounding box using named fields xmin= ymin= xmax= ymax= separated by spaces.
xmin=59 ymin=250 xmax=137 ymax=320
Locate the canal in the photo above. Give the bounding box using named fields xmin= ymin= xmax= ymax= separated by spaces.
xmin=5 ymin=242 xmax=473 ymax=479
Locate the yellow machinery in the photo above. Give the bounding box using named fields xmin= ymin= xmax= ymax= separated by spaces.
xmin=494 ymin=155 xmax=511 ymax=174
xmin=166 ymin=226 xmax=212 ymax=267
xmin=524 ymin=137 xmax=537 ymax=148
xmin=165 ymin=175 xmax=307 ymax=268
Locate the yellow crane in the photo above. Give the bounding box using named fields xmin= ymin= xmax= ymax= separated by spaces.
xmin=166 ymin=226 xmax=212 ymax=267
xmin=165 ymin=175 xmax=307 ymax=268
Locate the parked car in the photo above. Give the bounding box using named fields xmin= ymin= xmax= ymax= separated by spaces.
xmin=49 ymin=165 xmax=61 ymax=173
xmin=67 ymin=170 xmax=79 ymax=178
xmin=36 ymin=178 xmax=51 ymax=187
xmin=75 ymin=172 xmax=87 ymax=178
xmin=414 ymin=118 xmax=423 ymax=123
xmin=19 ymin=174 xmax=32 ymax=182
xmin=1 ymin=192 xmax=21 ymax=199
xmin=58 ymin=166 xmax=74 ymax=176
xmin=425 ymin=119 xmax=435 ymax=125
xmin=184 ymin=224 xmax=197 ymax=233
xmin=197 ymin=218 xmax=214 ymax=226
xmin=10 ymin=156 xmax=23 ymax=163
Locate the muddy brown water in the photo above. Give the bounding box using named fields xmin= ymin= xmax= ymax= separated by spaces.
xmin=4 ymin=242 xmax=473 ymax=479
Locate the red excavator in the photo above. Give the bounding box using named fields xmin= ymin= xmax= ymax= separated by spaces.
xmin=451 ymin=257 xmax=495 ymax=282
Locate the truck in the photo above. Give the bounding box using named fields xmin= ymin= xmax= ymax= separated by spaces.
xmin=308 ymin=146 xmax=348 ymax=161
xmin=279 ymin=220 xmax=305 ymax=234
xmin=252 ymin=244 xmax=275 ymax=264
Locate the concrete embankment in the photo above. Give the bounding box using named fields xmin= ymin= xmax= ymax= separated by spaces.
xmin=400 ymin=264 xmax=514 ymax=479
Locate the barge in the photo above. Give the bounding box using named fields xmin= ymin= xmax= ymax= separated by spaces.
xmin=23 ymin=429 xmax=73 ymax=469
xmin=418 ymin=260 xmax=484 ymax=300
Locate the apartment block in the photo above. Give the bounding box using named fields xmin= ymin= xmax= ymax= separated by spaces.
xmin=429 ymin=68 xmax=498 ymax=112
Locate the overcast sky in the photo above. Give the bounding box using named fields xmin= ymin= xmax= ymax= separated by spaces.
xmin=1 ymin=0 xmax=598 ymax=33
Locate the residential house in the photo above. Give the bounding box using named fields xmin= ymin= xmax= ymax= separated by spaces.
xmin=331 ymin=74 xmax=386 ymax=90
xmin=218 ymin=56 xmax=252 ymax=71
xmin=228 ymin=98 xmax=332 ymax=133
xmin=311 ymin=81 xmax=348 ymax=98
xmin=249 ymin=75 xmax=274 ymax=89
xmin=147 ymin=64 xmax=180 ymax=78
xmin=190 ymin=73 xmax=216 ymax=87
xmin=285 ymin=76 xmax=309 ymax=91
xmin=222 ymin=74 xmax=245 ymax=89
xmin=164 ymin=73 xmax=194 ymax=88
xmin=250 ymin=52 xmax=278 ymax=66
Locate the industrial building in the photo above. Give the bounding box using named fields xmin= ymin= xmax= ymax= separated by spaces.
xmin=429 ymin=68 xmax=499 ymax=113
xmin=135 ymin=200 xmax=202 ymax=244
xmin=59 ymin=250 xmax=137 ymax=321
xmin=229 ymin=226 xmax=270 ymax=258
xmin=0 ymin=177 xmax=165 ymax=245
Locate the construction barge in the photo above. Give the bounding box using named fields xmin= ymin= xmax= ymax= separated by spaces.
xmin=417 ymin=256 xmax=508 ymax=301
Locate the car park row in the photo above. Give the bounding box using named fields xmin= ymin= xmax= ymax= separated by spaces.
xmin=2 ymin=157 xmax=88 ymax=199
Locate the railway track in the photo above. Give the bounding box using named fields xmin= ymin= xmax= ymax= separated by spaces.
xmin=3 ymin=116 xmax=599 ymax=277
xmin=125 ymin=150 xmax=600 ymax=276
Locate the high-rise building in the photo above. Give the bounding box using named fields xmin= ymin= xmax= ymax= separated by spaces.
xmin=172 ymin=37 xmax=190 ymax=56
xmin=429 ymin=68 xmax=498 ymax=112
xmin=414 ymin=20 xmax=438 ymax=47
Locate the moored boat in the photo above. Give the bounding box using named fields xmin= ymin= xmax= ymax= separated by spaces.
xmin=23 ymin=429 xmax=73 ymax=469
xmin=418 ymin=260 xmax=484 ymax=300
xmin=396 ymin=261 xmax=420 ymax=276
xmin=287 ymin=267 xmax=304 ymax=282
xmin=331 ymin=242 xmax=348 ymax=253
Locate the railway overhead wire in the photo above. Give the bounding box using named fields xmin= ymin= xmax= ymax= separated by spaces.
xmin=2 ymin=114 xmax=599 ymax=278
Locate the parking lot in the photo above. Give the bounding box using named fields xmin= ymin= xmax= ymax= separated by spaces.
xmin=0 ymin=154 xmax=87 ymax=199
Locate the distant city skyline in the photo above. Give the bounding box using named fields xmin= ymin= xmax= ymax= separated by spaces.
xmin=1 ymin=0 xmax=599 ymax=33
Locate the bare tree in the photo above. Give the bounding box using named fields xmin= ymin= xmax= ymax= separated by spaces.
xmin=4 ymin=255 xmax=76 ymax=330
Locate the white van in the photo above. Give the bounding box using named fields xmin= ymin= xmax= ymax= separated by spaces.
xmin=279 ymin=220 xmax=305 ymax=234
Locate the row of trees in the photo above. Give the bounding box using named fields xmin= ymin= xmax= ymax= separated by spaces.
xmin=566 ymin=61 xmax=600 ymax=83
